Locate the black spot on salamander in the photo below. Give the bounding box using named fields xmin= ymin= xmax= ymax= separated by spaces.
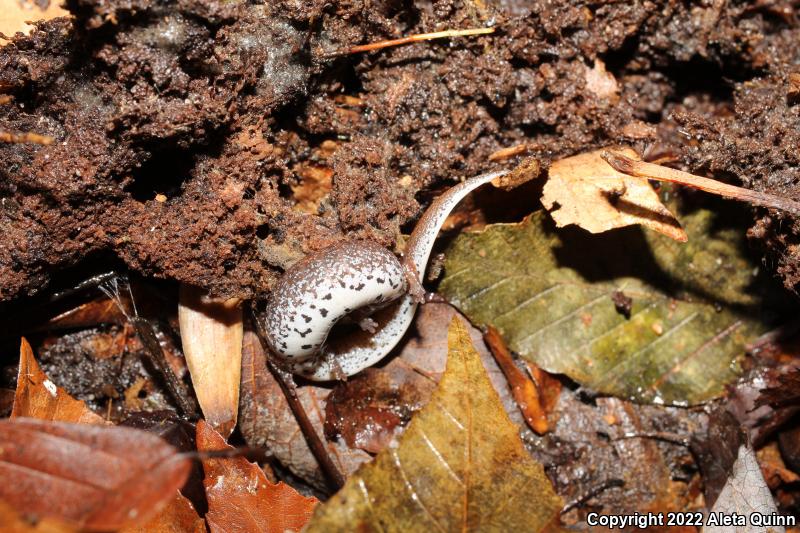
xmin=338 ymin=280 xmax=346 ymax=288
xmin=310 ymin=304 xmax=316 ymax=309
xmin=355 ymin=283 xmax=365 ymax=291
xmin=320 ymin=308 xmax=329 ymax=317
xmin=323 ymin=293 xmax=333 ymax=300
xmin=302 ymin=314 xmax=312 ymax=323
xmin=366 ymin=275 xmax=374 ymax=280
xmin=374 ymin=295 xmax=383 ymax=302
xmin=293 ymin=328 xmax=312 ymax=338
xmin=377 ymin=278 xmax=385 ymax=284
xmin=345 ymin=307 xmax=351 ymax=313
xmin=301 ymin=344 xmax=312 ymax=350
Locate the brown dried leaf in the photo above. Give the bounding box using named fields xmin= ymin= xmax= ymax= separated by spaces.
xmin=43 ymin=298 xmax=128 ymax=330
xmin=0 ymin=418 xmax=192 ymax=531
xmin=120 ymin=492 xmax=205 ymax=533
xmin=757 ymin=441 xmax=800 ymax=489
xmin=0 ymin=0 xmax=69 ymax=42
xmin=196 ymin=420 xmax=319 ymax=533
xmin=757 ymin=365 xmax=800 ymax=409
xmin=320 ymin=303 xmax=533 ymax=458
xmin=11 ymin=338 xmax=105 ymax=424
xmin=543 ymin=147 xmax=687 ymax=241
xmin=0 ymin=500 xmax=77 ymax=533
xmin=239 ymin=329 xmax=371 ymax=489
xmin=484 ymin=326 xmax=549 ymax=434
xmin=179 ymin=285 xmax=243 ymax=437
xmin=306 ymin=318 xmax=563 ymax=531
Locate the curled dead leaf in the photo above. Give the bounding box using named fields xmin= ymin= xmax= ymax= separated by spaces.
xmin=120 ymin=492 xmax=205 ymax=533
xmin=12 ymin=338 xmax=104 ymax=424
xmin=0 ymin=0 xmax=69 ymax=42
xmin=543 ymin=147 xmax=687 ymax=241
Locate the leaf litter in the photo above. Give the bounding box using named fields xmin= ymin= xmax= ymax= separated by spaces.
xmin=2 ymin=0 xmax=800 ymax=527
xmin=305 ymin=318 xmax=563 ymax=532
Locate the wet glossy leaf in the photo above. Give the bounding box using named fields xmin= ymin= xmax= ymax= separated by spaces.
xmin=12 ymin=338 xmax=104 ymax=424
xmin=0 ymin=418 xmax=191 ymax=531
xmin=197 ymin=420 xmax=318 ymax=533
xmin=439 ymin=204 xmax=791 ymax=405
xmin=306 ymin=317 xmax=563 ymax=532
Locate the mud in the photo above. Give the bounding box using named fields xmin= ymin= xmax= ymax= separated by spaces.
xmin=1 ymin=0 xmax=798 ymax=303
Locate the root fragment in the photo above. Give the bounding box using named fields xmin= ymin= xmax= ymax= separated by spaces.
xmin=602 ymin=150 xmax=800 ymax=215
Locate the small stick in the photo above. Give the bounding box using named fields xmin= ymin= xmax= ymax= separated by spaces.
xmin=328 ymin=27 xmax=494 ymax=57
xmin=249 ymin=307 xmax=345 ymax=491
xmin=613 ymin=431 xmax=690 ymax=447
xmin=0 ymin=131 xmax=54 ymax=145
xmin=183 ymin=447 xmax=275 ymax=463
xmin=602 ymin=150 xmax=800 ymax=215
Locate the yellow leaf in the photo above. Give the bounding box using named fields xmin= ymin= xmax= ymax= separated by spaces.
xmin=306 ymin=317 xmax=563 ymax=532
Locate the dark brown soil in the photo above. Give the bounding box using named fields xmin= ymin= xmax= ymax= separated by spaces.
xmin=2 ymin=0 xmax=799 ymax=304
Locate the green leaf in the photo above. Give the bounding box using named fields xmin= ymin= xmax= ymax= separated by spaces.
xmin=439 ymin=202 xmax=791 ymax=405
xmin=305 ymin=317 xmax=563 ymax=532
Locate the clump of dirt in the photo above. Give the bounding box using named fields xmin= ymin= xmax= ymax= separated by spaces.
xmin=1 ymin=0 xmax=799 ymax=305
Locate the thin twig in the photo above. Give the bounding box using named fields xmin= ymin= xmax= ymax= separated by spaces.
xmin=183 ymin=447 xmax=275 ymax=463
xmin=602 ymin=150 xmax=800 ymax=215
xmin=249 ymin=307 xmax=346 ymax=491
xmin=327 ymin=27 xmax=494 ymax=57
xmin=612 ymin=431 xmax=691 ymax=447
